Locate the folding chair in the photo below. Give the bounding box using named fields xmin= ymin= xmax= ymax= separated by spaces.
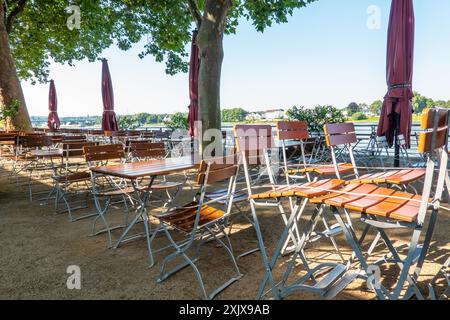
xmin=18 ymin=135 xmax=59 ymax=201
xmin=278 ymin=121 xmax=354 ymax=183
xmin=234 ymin=124 xmax=298 ymax=256
xmin=276 ymin=121 xmax=345 ymax=256
xmin=310 ymin=107 xmax=450 ymax=299
xmin=202 ymin=150 xmax=256 ymax=259
xmin=323 ymin=123 xmax=425 ymax=193
xmin=53 ymin=141 xmax=99 ymax=221
xmin=150 ymin=155 xmax=243 ymax=300
xmin=62 ymin=135 xmax=87 ymax=143
xmin=128 ymin=141 xmax=184 ymax=208
xmin=84 ymin=144 xmax=135 ymax=247
xmin=233 ymin=125 xmax=350 ymax=300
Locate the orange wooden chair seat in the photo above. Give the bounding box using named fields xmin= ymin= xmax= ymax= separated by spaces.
xmin=96 ymin=186 xmax=137 ymax=197
xmin=287 ymin=163 xmax=353 ymax=176
xmin=311 ymin=183 xmax=424 ymax=223
xmin=148 ymin=181 xmax=183 ymax=190
xmin=385 ymin=169 xmax=426 ymax=184
xmin=251 ymin=179 xmax=345 ymax=200
xmin=157 ymin=202 xmax=225 ymax=233
xmin=351 ymin=169 xmax=426 ymax=185
xmin=53 ymin=171 xmax=91 ymax=183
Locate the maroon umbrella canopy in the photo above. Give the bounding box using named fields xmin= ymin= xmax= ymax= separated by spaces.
xmin=188 ymin=30 xmax=200 ymax=138
xmin=47 ymin=80 xmax=60 ymax=131
xmin=377 ymin=0 xmax=415 ymax=149
xmin=101 ymin=59 xmax=119 ymax=131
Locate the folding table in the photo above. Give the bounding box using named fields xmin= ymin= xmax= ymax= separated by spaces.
xmin=90 ymin=155 xmax=197 ymax=266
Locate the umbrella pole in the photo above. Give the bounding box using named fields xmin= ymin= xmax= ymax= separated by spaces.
xmin=394 ymin=113 xmax=400 ymax=168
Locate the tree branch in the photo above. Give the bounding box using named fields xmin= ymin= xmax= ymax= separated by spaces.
xmin=187 ymin=0 xmax=202 ymax=28
xmin=5 ymin=0 xmax=26 ymax=34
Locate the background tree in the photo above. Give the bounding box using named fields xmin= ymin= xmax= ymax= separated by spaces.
xmin=286 ymin=105 xmax=346 ymax=133
xmin=352 ymin=112 xmax=367 ymax=121
xmin=1 ymin=0 xmax=317 ymax=140
xmin=346 ymin=102 xmax=361 ymax=116
xmin=118 ymin=115 xmax=139 ymax=130
xmin=165 ymin=112 xmax=188 ymax=131
xmin=369 ymin=100 xmax=383 ymax=116
xmin=412 ymin=92 xmax=435 ymax=113
xmin=221 ymin=107 xmax=247 ymax=122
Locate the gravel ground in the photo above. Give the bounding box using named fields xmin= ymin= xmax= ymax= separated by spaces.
xmin=0 ymin=162 xmax=448 ymax=300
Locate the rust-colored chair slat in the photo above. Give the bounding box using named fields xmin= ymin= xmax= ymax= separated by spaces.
xmin=325 ymin=132 xmax=358 ymax=147
xmin=310 ymin=183 xmax=366 ymax=204
xmin=418 ymin=128 xmax=448 ymax=154
xmin=83 ymin=144 xmax=124 ymax=162
xmin=386 ymin=169 xmax=426 ymax=185
xmin=323 ymin=184 xmax=379 ymax=207
xmin=421 ymin=108 xmax=449 ymax=130
xmin=277 ymin=121 xmax=309 ymax=141
xmin=197 ymin=165 xmax=239 ymax=185
xmin=344 ymin=187 xmax=396 ymax=212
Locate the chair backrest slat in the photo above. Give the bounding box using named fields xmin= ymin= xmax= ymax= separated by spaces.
xmin=19 ymin=135 xmax=53 ymax=149
xmin=63 ymin=142 xmax=98 ymax=157
xmin=83 ymin=144 xmax=124 ymax=162
xmin=63 ymin=135 xmax=87 ymax=142
xmin=418 ymin=108 xmax=450 ymax=154
xmin=197 ymin=155 xmax=239 ymax=185
xmin=421 ymin=108 xmax=449 ymax=130
xmin=324 ymin=123 xmax=357 ymax=147
xmin=234 ymin=125 xmax=275 ymax=165
xmin=276 ymin=121 xmax=309 ymax=141
xmin=130 ymin=142 xmax=166 ymax=159
xmin=418 ymin=129 xmax=448 ymax=154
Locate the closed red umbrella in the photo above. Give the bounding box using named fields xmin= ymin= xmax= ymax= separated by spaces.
xmin=377 ymin=0 xmax=415 ymax=166
xmin=47 ymin=80 xmax=60 ymax=131
xmin=188 ymin=30 xmax=200 ymax=138
xmin=101 ymin=59 xmax=119 ymax=131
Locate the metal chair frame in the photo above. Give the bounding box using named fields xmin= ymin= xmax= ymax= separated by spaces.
xmin=149 ymin=155 xmax=243 ymax=300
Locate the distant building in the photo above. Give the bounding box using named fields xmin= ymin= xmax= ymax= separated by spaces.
xmin=245 ymin=111 xmax=264 ymax=121
xmin=264 ymin=109 xmax=285 ymax=120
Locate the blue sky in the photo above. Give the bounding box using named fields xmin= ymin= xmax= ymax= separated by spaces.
xmin=22 ymin=0 xmax=450 ymax=117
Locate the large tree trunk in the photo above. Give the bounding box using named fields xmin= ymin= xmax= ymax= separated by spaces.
xmin=0 ymin=4 xmax=32 ymax=131
xmin=197 ymin=0 xmax=231 ymax=154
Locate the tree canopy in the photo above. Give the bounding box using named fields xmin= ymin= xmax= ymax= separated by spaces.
xmin=221 ymin=108 xmax=248 ymax=122
xmin=286 ymin=105 xmax=346 ymax=133
xmin=5 ymin=0 xmax=317 ymax=84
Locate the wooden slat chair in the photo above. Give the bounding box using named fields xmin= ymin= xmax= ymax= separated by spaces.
xmin=201 ymin=151 xmax=254 ymax=259
xmin=233 ymin=125 xmax=350 ymax=300
xmin=0 ymin=134 xmax=18 ymax=166
xmin=239 ymin=126 xmax=345 ymax=299
xmin=150 ymin=155 xmax=243 ymax=300
xmin=17 ymin=135 xmax=58 ymax=201
xmin=124 ymin=139 xmax=149 ymax=154
xmin=128 ymin=141 xmax=184 ymax=208
xmin=62 ymin=135 xmax=87 ymax=143
xmin=83 ymin=144 xmax=135 ymax=247
xmin=309 ymin=108 xmax=450 ymax=300
xmin=277 ymin=121 xmax=354 ymax=181
xmin=323 ymin=122 xmax=425 ymax=191
xmin=276 ymin=121 xmax=346 ymax=257
xmin=320 ymin=123 xmax=426 ymax=258
xmin=234 ymin=124 xmax=295 ymax=256
xmin=140 ymin=131 xmax=156 ymax=140
xmin=53 ymin=142 xmax=99 ymax=221
xmin=128 ymin=141 xmax=168 ymax=160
